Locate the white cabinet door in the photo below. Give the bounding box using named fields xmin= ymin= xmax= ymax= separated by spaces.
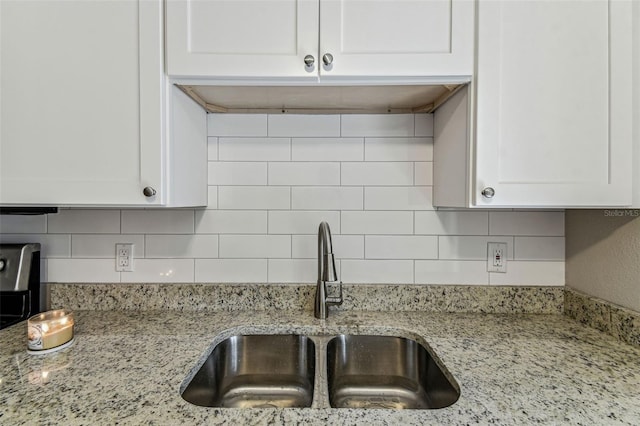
xmin=0 ymin=0 xmax=166 ymax=206
xmin=166 ymin=0 xmax=319 ymax=79
xmin=474 ymin=0 xmax=633 ymax=207
xmin=319 ymin=0 xmax=474 ymax=78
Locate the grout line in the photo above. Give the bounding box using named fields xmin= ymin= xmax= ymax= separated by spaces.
xmin=412 ymin=259 xmax=415 ymax=284
xmin=413 ymin=114 xmax=417 ymax=137
xmin=266 ymin=255 xmax=270 ymax=282
xmin=266 ymin=159 xmax=270 ymax=186
xmin=363 ymin=137 xmax=366 ymax=162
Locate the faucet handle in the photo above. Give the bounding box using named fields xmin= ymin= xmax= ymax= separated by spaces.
xmin=326 ymin=281 xmax=343 ymax=307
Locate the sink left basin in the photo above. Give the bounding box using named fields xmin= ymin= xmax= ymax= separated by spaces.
xmin=181 ymin=335 xmax=315 ymax=408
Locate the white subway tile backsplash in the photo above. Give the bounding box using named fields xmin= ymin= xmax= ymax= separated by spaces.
xmin=195 ymin=210 xmax=267 ymax=234
xmin=219 ymin=137 xmax=290 ymax=161
xmin=489 ymin=211 xmax=565 ymax=236
xmin=364 ymin=138 xmax=433 ymax=162
xmin=121 ymin=210 xmax=194 ymax=234
xmin=48 ymin=210 xmax=120 ymax=234
xmin=206 ymin=186 xmax=218 ymax=209
xmin=291 ymin=235 xmax=364 ymax=259
xmin=514 ymin=237 xmax=565 ymax=261
xmin=268 ymin=259 xmax=317 ymax=283
xmin=195 ymin=259 xmax=267 ymax=282
xmin=364 ymin=187 xmax=433 ymax=211
xmin=439 ymin=236 xmax=513 ymax=260
xmin=0 ymin=214 xmax=47 ymax=234
xmin=40 ymin=259 xmax=48 ymax=283
xmin=366 ymin=236 xmax=437 ymax=259
xmin=415 ymin=211 xmax=489 ymax=235
xmin=0 ymin=234 xmax=70 ymax=258
xmin=291 ymin=138 xmax=363 ymax=161
xmin=218 ymin=186 xmax=290 ymax=210
xmin=291 ymin=187 xmax=363 ymax=210
xmin=207 ymin=137 xmax=218 ymax=161
xmin=269 ymin=211 xmax=340 ymax=234
xmin=414 ymin=114 xmax=434 ymax=137
xmin=125 ymin=259 xmax=194 ymax=283
xmin=145 ymin=235 xmax=218 ymax=258
xmin=341 ymin=114 xmax=415 ymax=137
xmin=219 ymin=235 xmax=290 ymax=258
xmin=414 ymin=260 xmax=488 ymax=285
xmin=268 ymin=115 xmax=340 ymax=137
xmin=341 ymin=260 xmax=414 ymax=283
xmin=414 ymin=162 xmax=433 ymax=185
xmin=208 ymin=162 xmax=267 ymax=185
xmin=48 ymin=259 xmax=120 ymax=283
xmin=489 ymin=261 xmax=565 ymax=286
xmin=342 ymin=162 xmax=414 ymax=186
xmin=72 ymin=234 xmax=144 ymax=258
xmin=269 ymin=162 xmax=340 ymax=186
xmin=1 ymin=113 xmax=564 ymax=287
xmin=207 ymin=114 xmax=267 ymax=137
xmin=341 ymin=211 xmax=413 ymax=235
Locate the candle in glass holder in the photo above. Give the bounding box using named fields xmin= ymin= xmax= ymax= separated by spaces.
xmin=27 ymin=310 xmax=74 ymax=353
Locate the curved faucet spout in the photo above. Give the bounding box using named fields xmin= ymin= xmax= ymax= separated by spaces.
xmin=318 ymin=221 xmax=337 ymax=282
xmin=315 ymin=222 xmax=343 ymax=319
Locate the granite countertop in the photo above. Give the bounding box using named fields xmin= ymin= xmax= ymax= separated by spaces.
xmin=1 ymin=309 xmax=640 ymax=425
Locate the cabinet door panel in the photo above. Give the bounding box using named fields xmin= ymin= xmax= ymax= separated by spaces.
xmin=320 ymin=0 xmax=473 ymax=78
xmin=0 ymin=0 xmax=163 ymax=206
xmin=474 ymin=0 xmax=632 ymax=207
xmin=166 ymin=0 xmax=319 ymax=79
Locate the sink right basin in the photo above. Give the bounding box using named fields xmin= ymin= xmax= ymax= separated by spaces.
xmin=326 ymin=335 xmax=460 ymax=409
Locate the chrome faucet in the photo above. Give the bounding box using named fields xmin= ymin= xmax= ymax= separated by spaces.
xmin=314 ymin=221 xmax=343 ymax=319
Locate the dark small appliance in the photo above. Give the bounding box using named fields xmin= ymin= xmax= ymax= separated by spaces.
xmin=0 ymin=243 xmax=43 ymax=330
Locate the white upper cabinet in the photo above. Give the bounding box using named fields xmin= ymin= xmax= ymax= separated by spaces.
xmin=319 ymin=0 xmax=473 ymax=78
xmin=166 ymin=0 xmax=474 ymax=80
xmin=434 ymin=0 xmax=634 ymax=208
xmin=166 ymin=0 xmax=319 ymax=79
xmin=0 ymin=0 xmax=207 ymax=207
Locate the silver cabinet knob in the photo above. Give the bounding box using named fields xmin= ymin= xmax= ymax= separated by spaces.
xmin=322 ymin=53 xmax=334 ymax=66
xmin=0 ymin=258 xmax=5 ymax=272
xmin=481 ymin=187 xmax=495 ymax=198
xmin=304 ymin=55 xmax=315 ymax=68
xmin=143 ymin=186 xmax=156 ymax=197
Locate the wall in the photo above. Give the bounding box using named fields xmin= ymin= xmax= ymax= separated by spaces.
xmin=634 ymin=0 xmax=640 ymax=207
xmin=565 ymin=210 xmax=640 ymax=312
xmin=0 ymin=113 xmax=564 ymax=285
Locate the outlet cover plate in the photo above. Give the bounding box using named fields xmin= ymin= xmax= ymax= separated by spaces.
xmin=487 ymin=242 xmax=507 ymax=273
xmin=116 ymin=243 xmax=134 ymax=272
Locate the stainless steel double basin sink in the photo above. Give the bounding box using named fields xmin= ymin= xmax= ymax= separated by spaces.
xmin=181 ymin=334 xmax=459 ymax=410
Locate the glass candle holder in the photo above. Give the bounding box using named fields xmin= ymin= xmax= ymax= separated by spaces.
xmin=27 ymin=310 xmax=75 ymax=354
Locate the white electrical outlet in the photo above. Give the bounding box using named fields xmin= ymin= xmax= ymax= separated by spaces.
xmin=487 ymin=242 xmax=507 ymax=273
xmin=116 ymin=243 xmax=134 ymax=272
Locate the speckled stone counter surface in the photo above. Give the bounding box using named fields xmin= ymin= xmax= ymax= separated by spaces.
xmin=2 ymin=309 xmax=640 ymax=425
xmin=49 ymin=283 xmax=564 ymax=313
xmin=565 ymin=288 xmax=640 ymax=347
